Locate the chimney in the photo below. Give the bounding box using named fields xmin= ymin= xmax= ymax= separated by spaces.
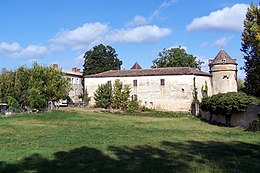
xmin=72 ymin=67 xmax=77 ymax=72
xmin=77 ymin=69 xmax=80 ymax=73
xmin=53 ymin=64 xmax=58 ymax=70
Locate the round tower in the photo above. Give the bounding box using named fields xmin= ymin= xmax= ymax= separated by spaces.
xmin=209 ymin=50 xmax=238 ymax=95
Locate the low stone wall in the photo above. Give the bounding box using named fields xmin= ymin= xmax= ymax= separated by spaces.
xmin=200 ymin=104 xmax=260 ymax=128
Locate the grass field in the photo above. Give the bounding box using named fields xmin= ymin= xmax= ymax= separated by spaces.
xmin=0 ymin=107 xmax=259 ymax=173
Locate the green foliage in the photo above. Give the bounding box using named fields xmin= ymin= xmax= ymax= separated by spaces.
xmin=94 ymin=82 xmax=112 ymax=109
xmin=112 ymin=79 xmax=131 ymax=109
xmin=200 ymin=92 xmax=256 ymax=115
xmin=28 ymin=88 xmax=46 ymax=110
xmin=83 ymin=44 xmax=122 ymax=76
xmin=82 ymin=90 xmax=91 ymax=105
xmin=0 ymin=63 xmax=70 ymax=110
xmin=126 ymin=100 xmax=141 ymax=113
xmin=241 ymin=3 xmax=260 ymax=97
xmin=246 ymin=117 xmax=260 ymax=131
xmin=151 ymin=47 xmax=203 ymax=70
xmin=7 ymin=96 xmax=19 ymax=109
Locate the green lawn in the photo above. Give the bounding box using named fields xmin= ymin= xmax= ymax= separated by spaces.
xmin=0 ymin=108 xmax=259 ymax=173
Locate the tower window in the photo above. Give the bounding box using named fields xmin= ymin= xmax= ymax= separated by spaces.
xmin=222 ymin=59 xmax=226 ymax=63
xmin=223 ymin=75 xmax=229 ymax=79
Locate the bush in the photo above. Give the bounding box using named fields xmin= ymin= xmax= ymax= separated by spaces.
xmin=94 ymin=82 xmax=112 ymax=109
xmin=126 ymin=100 xmax=140 ymax=113
xmin=246 ymin=117 xmax=260 ymax=131
xmin=200 ymin=92 xmax=257 ymax=126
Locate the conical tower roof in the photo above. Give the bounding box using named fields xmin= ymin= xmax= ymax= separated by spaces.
xmin=130 ymin=62 xmax=142 ymax=69
xmin=210 ymin=50 xmax=237 ymax=66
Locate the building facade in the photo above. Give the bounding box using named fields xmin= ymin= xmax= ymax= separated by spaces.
xmin=54 ymin=64 xmax=83 ymax=104
xmin=83 ymin=50 xmax=237 ymax=112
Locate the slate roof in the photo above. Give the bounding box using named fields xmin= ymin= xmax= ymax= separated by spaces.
xmin=85 ymin=67 xmax=211 ymax=78
xmin=209 ymin=50 xmax=237 ymax=66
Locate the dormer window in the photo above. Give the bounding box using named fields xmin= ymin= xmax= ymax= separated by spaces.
xmin=222 ymin=59 xmax=226 ymax=63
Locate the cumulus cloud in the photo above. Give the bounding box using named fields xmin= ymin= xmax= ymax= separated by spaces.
xmin=50 ymin=23 xmax=172 ymax=50
xmin=50 ymin=22 xmax=110 ymax=51
xmin=213 ymin=36 xmax=232 ymax=47
xmin=0 ymin=42 xmax=48 ymax=58
xmin=186 ymin=3 xmax=248 ymax=31
xmin=109 ymin=25 xmax=171 ymax=43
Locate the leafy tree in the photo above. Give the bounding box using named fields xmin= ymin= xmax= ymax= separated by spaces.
xmin=83 ymin=44 xmax=122 ymax=76
xmin=151 ymin=47 xmax=203 ymax=69
xmin=241 ymin=3 xmax=260 ymax=97
xmin=14 ymin=66 xmax=30 ymax=108
xmin=7 ymin=96 xmax=19 ymax=110
xmin=94 ymin=82 xmax=112 ymax=109
xmin=0 ymin=69 xmax=15 ymax=103
xmin=28 ymin=87 xmax=46 ymax=110
xmin=200 ymin=92 xmax=257 ymax=126
xmin=112 ymin=79 xmax=131 ymax=109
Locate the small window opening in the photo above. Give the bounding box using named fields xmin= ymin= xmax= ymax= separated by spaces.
xmin=160 ymin=79 xmax=165 ymax=86
xmin=133 ymin=80 xmax=137 ymax=86
xmin=222 ymin=59 xmax=226 ymax=63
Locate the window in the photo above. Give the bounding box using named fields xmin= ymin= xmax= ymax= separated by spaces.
xmin=160 ymin=79 xmax=165 ymax=86
xmin=132 ymin=94 xmax=138 ymax=101
xmin=107 ymin=80 xmax=112 ymax=85
xmin=222 ymin=59 xmax=226 ymax=63
xmin=133 ymin=80 xmax=137 ymax=86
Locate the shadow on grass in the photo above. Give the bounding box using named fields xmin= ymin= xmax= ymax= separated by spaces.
xmin=0 ymin=141 xmax=259 ymax=173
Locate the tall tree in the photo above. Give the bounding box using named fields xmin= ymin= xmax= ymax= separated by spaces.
xmin=241 ymin=3 xmax=260 ymax=97
xmin=151 ymin=47 xmax=203 ymax=69
xmin=83 ymin=44 xmax=122 ymax=76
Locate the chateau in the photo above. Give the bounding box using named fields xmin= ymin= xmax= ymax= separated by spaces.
xmin=83 ymin=50 xmax=238 ymax=112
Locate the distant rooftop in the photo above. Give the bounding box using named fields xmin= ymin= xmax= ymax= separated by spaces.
xmin=130 ymin=62 xmax=142 ymax=69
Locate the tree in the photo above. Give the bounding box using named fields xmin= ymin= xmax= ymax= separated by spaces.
xmin=112 ymin=79 xmax=131 ymax=109
xmin=83 ymin=44 xmax=122 ymax=76
xmin=241 ymin=3 xmax=260 ymax=97
xmin=151 ymin=47 xmax=203 ymax=69
xmin=94 ymin=82 xmax=112 ymax=109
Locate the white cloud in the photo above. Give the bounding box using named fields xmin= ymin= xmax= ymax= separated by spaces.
xmin=126 ymin=15 xmax=149 ymax=27
xmin=50 ymin=22 xmax=110 ymax=51
xmin=126 ymin=0 xmax=177 ymax=27
xmin=110 ymin=25 xmax=171 ymax=43
xmin=0 ymin=42 xmax=48 ymax=58
xmin=50 ymin=23 xmax=172 ymax=50
xmin=159 ymin=0 xmax=178 ymax=9
xmin=213 ymin=36 xmax=232 ymax=47
xmin=187 ymin=4 xmax=248 ymax=31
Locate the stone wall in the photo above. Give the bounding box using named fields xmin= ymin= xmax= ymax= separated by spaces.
xmin=201 ymin=104 xmax=260 ymax=128
xmin=85 ymin=74 xmax=212 ymax=112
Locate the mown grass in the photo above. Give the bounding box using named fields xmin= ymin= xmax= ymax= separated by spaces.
xmin=0 ymin=108 xmax=259 ymax=173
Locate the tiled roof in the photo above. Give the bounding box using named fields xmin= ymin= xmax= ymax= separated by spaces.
xmin=85 ymin=67 xmax=211 ymax=78
xmin=130 ymin=62 xmax=142 ymax=69
xmin=209 ymin=50 xmax=237 ymax=66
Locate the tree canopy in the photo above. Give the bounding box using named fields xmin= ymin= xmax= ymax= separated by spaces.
xmin=241 ymin=3 xmax=260 ymax=97
xmin=151 ymin=47 xmax=203 ymax=69
xmin=83 ymin=44 xmax=122 ymax=76
xmin=0 ymin=64 xmax=70 ymax=110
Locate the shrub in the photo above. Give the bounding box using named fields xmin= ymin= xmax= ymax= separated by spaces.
xmin=112 ymin=79 xmax=131 ymax=110
xmin=126 ymin=100 xmax=140 ymax=112
xmin=246 ymin=117 xmax=260 ymax=131
xmin=94 ymin=82 xmax=112 ymax=109
xmin=200 ymin=92 xmax=257 ymax=126
xmin=82 ymin=90 xmax=91 ymax=106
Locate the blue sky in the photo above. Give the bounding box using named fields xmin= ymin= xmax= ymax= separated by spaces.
xmin=0 ymin=0 xmax=258 ymax=79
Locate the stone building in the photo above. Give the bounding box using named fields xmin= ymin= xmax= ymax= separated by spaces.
xmin=84 ymin=50 xmax=237 ymax=112
xmin=53 ymin=64 xmax=83 ymax=104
